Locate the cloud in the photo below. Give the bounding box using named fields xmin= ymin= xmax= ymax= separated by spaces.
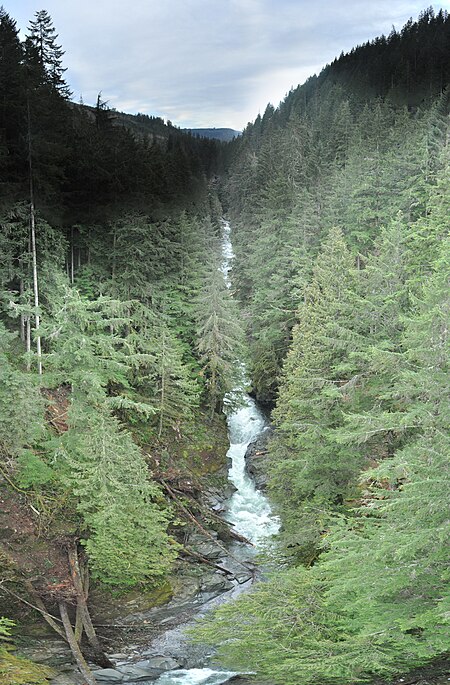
xmin=10 ymin=1 xmax=450 ymax=128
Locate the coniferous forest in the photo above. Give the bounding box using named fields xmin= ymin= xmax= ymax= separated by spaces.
xmin=0 ymin=6 xmax=449 ymax=685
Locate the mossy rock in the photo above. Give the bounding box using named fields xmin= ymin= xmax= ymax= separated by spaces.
xmin=90 ymin=580 xmax=174 ymax=622
xmin=0 ymin=649 xmax=54 ymax=685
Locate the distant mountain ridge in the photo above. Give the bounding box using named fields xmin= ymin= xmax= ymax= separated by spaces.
xmin=184 ymin=128 xmax=241 ymax=141
xmin=75 ymin=105 xmax=240 ymax=144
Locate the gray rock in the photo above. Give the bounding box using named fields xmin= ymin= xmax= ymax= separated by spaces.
xmin=50 ymin=674 xmax=85 ymax=685
xmin=105 ymin=657 xmax=181 ymax=681
xmin=191 ymin=541 xmax=223 ymax=559
xmin=116 ymin=664 xmax=159 ymax=680
xmin=201 ymin=574 xmax=235 ymax=593
xmin=134 ymin=656 xmax=180 ymax=671
xmin=234 ymin=571 xmax=254 ymax=585
xmin=244 ymin=428 xmax=272 ymax=490
xmin=93 ymin=668 xmax=124 ymax=681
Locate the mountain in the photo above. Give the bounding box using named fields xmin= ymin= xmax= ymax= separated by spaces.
xmin=185 ymin=128 xmax=241 ymax=141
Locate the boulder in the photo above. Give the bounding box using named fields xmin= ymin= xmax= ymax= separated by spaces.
xmin=193 ymin=541 xmax=223 ymax=559
xmin=200 ymin=573 xmax=235 ymax=594
xmin=244 ymin=427 xmax=272 ymax=490
xmin=92 ymin=668 xmax=124 ymax=682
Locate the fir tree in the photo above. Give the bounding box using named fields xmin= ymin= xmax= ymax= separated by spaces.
xmin=61 ymin=403 xmax=178 ymax=586
xmin=196 ymin=249 xmax=245 ymax=418
xmin=26 ymin=10 xmax=71 ymax=97
xmin=269 ymin=227 xmax=365 ymax=559
xmin=192 ymin=239 xmax=450 ymax=685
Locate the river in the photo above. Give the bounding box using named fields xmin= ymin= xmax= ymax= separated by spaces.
xmin=148 ymin=221 xmax=279 ymax=685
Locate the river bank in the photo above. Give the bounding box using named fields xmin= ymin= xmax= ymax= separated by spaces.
xmin=16 ymin=402 xmax=276 ymax=685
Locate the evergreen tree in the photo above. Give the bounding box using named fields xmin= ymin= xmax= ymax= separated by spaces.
xmin=0 ymin=322 xmax=44 ymax=460
xmin=268 ymin=227 xmax=365 ymax=559
xmin=192 ymin=240 xmax=450 ymax=685
xmin=152 ymin=315 xmax=200 ymax=438
xmin=61 ymin=402 xmax=178 ymax=586
xmin=196 ymin=249 xmax=245 ymax=418
xmin=0 ymin=8 xmax=26 ymax=198
xmin=26 ymin=10 xmax=71 ymax=97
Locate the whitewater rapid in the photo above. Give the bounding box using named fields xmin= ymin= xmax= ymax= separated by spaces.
xmin=152 ymin=220 xmax=279 ymax=685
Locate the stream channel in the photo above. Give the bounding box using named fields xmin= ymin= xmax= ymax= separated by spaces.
xmin=85 ymin=220 xmax=280 ymax=685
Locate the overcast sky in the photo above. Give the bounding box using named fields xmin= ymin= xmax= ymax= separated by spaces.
xmin=10 ymin=1 xmax=450 ymax=129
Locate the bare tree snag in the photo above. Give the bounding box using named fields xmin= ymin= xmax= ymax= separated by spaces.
xmin=26 ymin=96 xmax=42 ymax=375
xmin=74 ymin=603 xmax=84 ymax=644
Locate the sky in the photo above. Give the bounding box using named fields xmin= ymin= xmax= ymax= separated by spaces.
xmin=9 ymin=1 xmax=450 ymax=130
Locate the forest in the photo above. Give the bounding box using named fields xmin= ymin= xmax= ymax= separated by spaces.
xmin=0 ymin=5 xmax=449 ymax=685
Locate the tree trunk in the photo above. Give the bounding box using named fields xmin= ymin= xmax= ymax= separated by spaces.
xmin=30 ymin=201 xmax=42 ymax=375
xmin=74 ymin=603 xmax=84 ymax=644
xmin=68 ymin=544 xmax=113 ymax=668
xmin=59 ymin=601 xmax=98 ymax=685
xmin=17 ymin=579 xmax=68 ymax=642
xmin=19 ymin=278 xmax=25 ymax=341
xmin=158 ymin=330 xmax=166 ymax=438
xmin=26 ymin=315 xmax=31 ymax=371
xmin=27 ymin=95 xmax=42 ymax=375
xmin=70 ymin=226 xmax=74 ymax=284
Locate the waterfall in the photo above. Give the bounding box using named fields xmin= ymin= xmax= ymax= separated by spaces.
xmin=152 ymin=220 xmax=279 ymax=685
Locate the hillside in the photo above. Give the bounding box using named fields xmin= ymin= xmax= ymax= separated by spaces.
xmin=185 ymin=128 xmax=241 ymax=142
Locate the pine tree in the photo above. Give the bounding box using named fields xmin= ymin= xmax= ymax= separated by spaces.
xmin=196 ymin=250 xmax=245 ymax=418
xmin=269 ymin=227 xmax=365 ymax=558
xmin=152 ymin=315 xmax=199 ymax=438
xmin=0 ymin=9 xmax=26 ymax=195
xmin=61 ymin=402 xmax=178 ymax=586
xmin=26 ymin=10 xmax=71 ymax=97
xmin=192 ymin=239 xmax=450 ymax=685
xmin=0 ymin=322 xmax=44 ymax=460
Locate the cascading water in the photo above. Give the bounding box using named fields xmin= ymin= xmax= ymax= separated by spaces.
xmin=221 ymin=220 xmax=280 ymax=544
xmin=152 ymin=220 xmax=279 ymax=685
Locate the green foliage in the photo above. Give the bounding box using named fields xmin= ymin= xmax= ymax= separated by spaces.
xmin=0 ymin=323 xmax=45 ymax=459
xmin=16 ymin=450 xmax=55 ymax=488
xmin=1 ymin=7 xmax=449 ymax=681
xmin=268 ymin=228 xmax=365 ymax=556
xmin=60 ymin=403 xmax=178 ymax=586
xmin=26 ymin=9 xmax=71 ymax=97
xmin=152 ymin=318 xmax=200 ymax=437
xmin=0 ymin=618 xmax=15 ymax=639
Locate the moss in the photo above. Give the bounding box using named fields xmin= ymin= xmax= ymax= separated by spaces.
xmin=0 ymin=649 xmax=54 ymax=685
xmin=178 ymin=413 xmax=229 ymax=478
xmin=90 ymin=579 xmax=174 ymax=622
xmin=137 ymin=579 xmax=174 ymax=606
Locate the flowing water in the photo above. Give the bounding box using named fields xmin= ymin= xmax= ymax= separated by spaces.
xmin=151 ymin=221 xmax=279 ymax=684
